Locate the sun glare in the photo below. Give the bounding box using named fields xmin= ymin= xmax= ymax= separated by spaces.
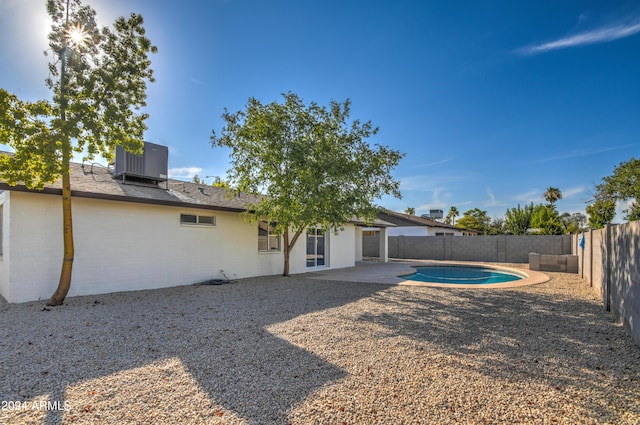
xmin=65 ymin=23 xmax=88 ymax=46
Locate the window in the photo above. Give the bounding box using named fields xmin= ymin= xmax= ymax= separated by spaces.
xmin=258 ymin=220 xmax=280 ymax=251
xmin=435 ymin=232 xmax=455 ymax=236
xmin=180 ymin=214 xmax=216 ymax=226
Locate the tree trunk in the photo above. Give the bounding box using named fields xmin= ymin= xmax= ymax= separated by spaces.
xmin=282 ymin=229 xmax=290 ymax=276
xmin=47 ymin=158 xmax=74 ymax=306
xmin=47 ymin=8 xmax=73 ymax=306
xmin=282 ymin=227 xmax=304 ymax=277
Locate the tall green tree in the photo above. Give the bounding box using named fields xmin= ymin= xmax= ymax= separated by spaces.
xmin=504 ymin=203 xmax=534 ymax=235
xmin=444 ymin=206 xmax=459 ymax=225
xmin=530 ymin=204 xmax=564 ymax=235
xmin=560 ymin=212 xmax=587 ymax=234
xmin=487 ymin=216 xmax=505 ymax=235
xmin=598 ymin=157 xmax=640 ymax=221
xmin=586 ymin=199 xmax=616 ymax=229
xmin=543 ymin=186 xmax=562 ymax=208
xmin=211 ymin=176 xmax=230 ymax=189
xmin=0 ymin=0 xmax=156 ymax=305
xmin=456 ymin=208 xmax=490 ymax=234
xmin=211 ymin=93 xmax=403 ymax=276
xmin=404 ymin=207 xmax=416 ymax=215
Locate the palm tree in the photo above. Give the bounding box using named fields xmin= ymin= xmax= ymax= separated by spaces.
xmin=405 ymin=207 xmax=416 ymax=215
xmin=445 ymin=206 xmax=459 ymax=225
xmin=543 ymin=187 xmax=562 ymax=207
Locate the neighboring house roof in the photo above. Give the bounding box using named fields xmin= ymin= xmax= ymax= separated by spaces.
xmin=0 ymin=157 xmax=396 ymax=228
xmin=377 ymin=210 xmax=478 ymax=234
xmin=350 ymin=216 xmax=396 ymax=228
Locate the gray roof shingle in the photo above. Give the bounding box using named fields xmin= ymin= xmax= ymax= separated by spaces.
xmin=0 ymin=160 xmax=255 ymax=212
xmin=0 ymin=158 xmax=396 ymax=228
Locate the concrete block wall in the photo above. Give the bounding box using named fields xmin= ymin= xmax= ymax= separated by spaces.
xmin=529 ymin=253 xmax=578 ymax=273
xmin=363 ymin=234 xmax=381 ymax=257
xmin=609 ymin=222 xmax=640 ymax=348
xmin=449 ymin=236 xmax=499 ymax=262
xmin=575 ymin=222 xmax=640 ymax=348
xmin=398 ymin=236 xmax=445 ymax=260
xmin=363 ymin=234 xmax=572 ymax=263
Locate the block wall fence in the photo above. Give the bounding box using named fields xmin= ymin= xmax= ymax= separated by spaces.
xmin=574 ymin=222 xmax=640 ymax=347
xmin=363 ymin=234 xmax=572 ymax=263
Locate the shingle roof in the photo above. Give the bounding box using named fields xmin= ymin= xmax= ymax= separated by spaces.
xmin=0 ymin=160 xmax=256 ymax=212
xmin=0 ymin=158 xmax=396 ymax=228
xmin=378 ymin=210 xmax=477 ymax=233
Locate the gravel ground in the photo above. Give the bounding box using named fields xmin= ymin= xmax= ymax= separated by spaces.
xmin=1 ymin=265 xmax=639 ymax=424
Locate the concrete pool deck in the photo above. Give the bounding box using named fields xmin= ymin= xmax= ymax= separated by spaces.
xmin=303 ymin=259 xmax=550 ymax=288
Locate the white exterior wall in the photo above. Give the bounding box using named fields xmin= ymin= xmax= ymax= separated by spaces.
xmin=2 ymin=192 xmax=287 ymax=303
xmin=388 ymin=226 xmax=464 ymax=237
xmin=0 ymin=191 xmax=358 ymax=303
xmin=328 ymin=225 xmax=356 ymax=269
xmin=0 ymin=191 xmax=10 ymax=301
xmin=354 ymin=226 xmax=363 ymax=262
xmin=388 ymin=226 xmax=429 ymax=236
xmin=287 ymin=224 xmax=356 ymax=274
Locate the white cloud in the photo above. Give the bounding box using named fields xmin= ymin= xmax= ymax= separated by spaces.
xmin=168 ymin=166 xmax=203 ymax=179
xmin=399 ymin=173 xmax=467 ymax=192
xmin=511 ymin=189 xmax=540 ymax=205
xmin=532 ymin=144 xmax=636 ymax=163
xmin=518 ymin=19 xmax=640 ymax=55
xmin=561 ymin=186 xmax=587 ymax=199
xmin=413 ymin=158 xmax=455 ymax=169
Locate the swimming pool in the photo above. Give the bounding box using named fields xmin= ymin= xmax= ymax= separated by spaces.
xmin=401 ymin=265 xmax=526 ymax=284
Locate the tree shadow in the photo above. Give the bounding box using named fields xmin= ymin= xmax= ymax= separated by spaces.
xmin=355 ymin=281 xmax=640 ymax=421
xmin=0 ymin=277 xmax=384 ymax=424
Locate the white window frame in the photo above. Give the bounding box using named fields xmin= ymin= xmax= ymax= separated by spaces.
xmin=258 ymin=220 xmax=281 ymax=252
xmin=180 ymin=213 xmax=216 ymax=227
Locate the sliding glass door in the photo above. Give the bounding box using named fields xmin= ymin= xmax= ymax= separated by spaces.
xmin=306 ymin=228 xmax=327 ymax=268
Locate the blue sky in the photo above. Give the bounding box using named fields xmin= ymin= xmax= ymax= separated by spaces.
xmin=1 ymin=0 xmax=639 ymax=221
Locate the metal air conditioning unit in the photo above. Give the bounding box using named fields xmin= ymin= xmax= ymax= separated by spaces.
xmin=114 ymin=141 xmax=168 ymax=185
xmin=429 ymin=209 xmax=444 ymax=220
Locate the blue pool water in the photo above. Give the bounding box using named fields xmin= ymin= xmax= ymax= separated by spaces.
xmin=401 ymin=266 xmax=525 ymax=284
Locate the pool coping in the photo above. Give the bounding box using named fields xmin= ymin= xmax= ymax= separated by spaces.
xmin=396 ymin=260 xmax=550 ymax=289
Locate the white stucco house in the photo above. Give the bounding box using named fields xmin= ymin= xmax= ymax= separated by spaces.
xmin=0 ymin=147 xmax=392 ymax=303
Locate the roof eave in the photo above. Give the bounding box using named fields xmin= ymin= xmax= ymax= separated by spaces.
xmin=0 ymin=183 xmax=248 ymax=213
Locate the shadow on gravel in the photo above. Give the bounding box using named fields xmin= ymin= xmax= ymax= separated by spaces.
xmin=355 ymin=282 xmax=640 ymax=421
xmin=0 ymin=278 xmax=385 ymax=424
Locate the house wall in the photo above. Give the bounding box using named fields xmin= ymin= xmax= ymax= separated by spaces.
xmin=388 ymin=227 xmax=428 ymax=237
xmin=0 ymin=191 xmax=359 ymax=303
xmin=0 ymin=191 xmax=10 ymax=301
xmin=329 ymin=225 xmax=356 ymax=269
xmin=354 ymin=226 xmax=363 ymax=262
xmin=387 ymin=226 xmax=464 ymax=237
xmin=1 ymin=192 xmax=289 ymax=303
xmin=286 ymin=224 xmax=356 ymax=274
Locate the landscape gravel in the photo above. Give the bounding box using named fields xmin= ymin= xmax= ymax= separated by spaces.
xmin=1 ymin=264 xmax=639 ymax=424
